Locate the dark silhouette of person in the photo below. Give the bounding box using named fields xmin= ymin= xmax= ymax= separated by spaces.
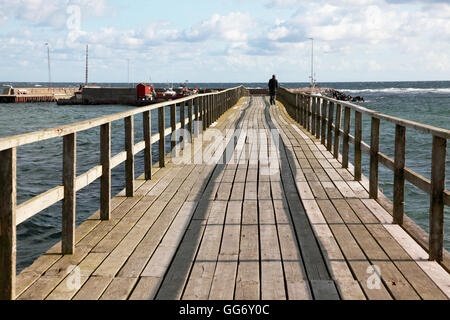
xmin=268 ymin=75 xmax=279 ymax=105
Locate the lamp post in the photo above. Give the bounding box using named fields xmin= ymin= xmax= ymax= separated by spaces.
xmin=309 ymin=38 xmax=315 ymax=88
xmin=44 ymin=43 xmax=52 ymax=90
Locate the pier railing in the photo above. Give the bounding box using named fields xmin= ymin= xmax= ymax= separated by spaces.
xmin=0 ymin=85 xmax=248 ymax=300
xmin=278 ymin=87 xmax=449 ymax=264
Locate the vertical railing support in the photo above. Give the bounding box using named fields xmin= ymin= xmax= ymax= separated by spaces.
xmin=180 ymin=102 xmax=186 ymax=149
xmin=100 ymin=123 xmax=111 ymax=220
xmin=393 ymin=124 xmax=406 ymax=225
xmin=62 ymin=133 xmax=76 ymax=254
xmin=334 ymin=104 xmax=342 ymax=159
xmin=311 ymin=97 xmax=316 ymax=136
xmin=429 ymin=136 xmax=447 ymax=261
xmin=342 ymin=107 xmax=351 ymax=169
xmin=327 ymin=102 xmax=334 ymax=151
xmin=315 ymin=98 xmax=321 ymax=139
xmin=188 ymin=99 xmax=193 ymax=142
xmin=170 ymin=104 xmax=176 ymax=150
xmin=159 ymin=107 xmax=166 ymax=168
xmin=369 ymin=117 xmax=380 ymax=199
xmin=0 ymin=147 xmax=16 ymax=300
xmin=321 ymin=100 xmax=327 ymax=145
xmin=143 ymin=111 xmax=152 ymax=180
xmin=125 ymin=116 xmax=134 ymax=197
xmin=354 ymin=111 xmax=362 ymax=181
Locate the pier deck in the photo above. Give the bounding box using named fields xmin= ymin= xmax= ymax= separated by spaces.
xmin=15 ymin=96 xmax=450 ymax=300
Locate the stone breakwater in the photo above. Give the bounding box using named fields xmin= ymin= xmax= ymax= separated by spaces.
xmin=287 ymin=87 xmax=365 ymax=103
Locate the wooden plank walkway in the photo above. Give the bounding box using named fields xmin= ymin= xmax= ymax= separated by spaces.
xmin=16 ymin=96 xmax=450 ymax=300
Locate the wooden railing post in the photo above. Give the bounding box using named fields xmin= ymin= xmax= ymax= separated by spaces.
xmin=369 ymin=117 xmax=380 ymax=199
xmin=62 ymin=133 xmax=76 ymax=254
xmin=180 ymin=102 xmax=186 ymax=149
xmin=327 ymin=102 xmax=334 ymax=151
xmin=393 ymin=124 xmax=406 ymax=225
xmin=334 ymin=104 xmax=342 ymax=159
xmin=354 ymin=111 xmax=362 ymax=181
xmin=188 ymin=99 xmax=193 ymax=142
xmin=308 ymin=96 xmax=313 ymax=132
xmin=0 ymin=147 xmax=16 ymax=300
xmin=100 ymin=123 xmax=111 ymax=220
xmin=159 ymin=107 xmax=165 ymax=168
xmin=311 ymin=97 xmax=316 ymax=136
xmin=125 ymin=116 xmax=134 ymax=197
xmin=429 ymin=136 xmax=447 ymax=261
xmin=202 ymin=96 xmax=207 ymax=131
xmin=342 ymin=107 xmax=351 ymax=169
xmin=321 ymin=100 xmax=327 ymax=145
xmin=315 ymin=98 xmax=321 ymax=139
xmin=170 ymin=104 xmax=176 ymax=150
xmin=194 ymin=98 xmax=199 ymax=138
xmin=143 ymin=111 xmax=152 ymax=180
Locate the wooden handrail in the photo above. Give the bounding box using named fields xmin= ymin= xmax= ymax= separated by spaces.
xmin=278 ymin=86 xmax=448 ymax=263
xmin=0 ymin=86 xmax=249 ymax=300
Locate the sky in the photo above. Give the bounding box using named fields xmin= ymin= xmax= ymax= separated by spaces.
xmin=0 ymin=0 xmax=450 ymax=83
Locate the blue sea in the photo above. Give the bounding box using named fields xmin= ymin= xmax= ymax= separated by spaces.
xmin=0 ymin=81 xmax=449 ymax=272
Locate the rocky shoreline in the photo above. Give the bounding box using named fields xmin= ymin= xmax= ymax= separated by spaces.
xmin=323 ymin=88 xmax=365 ymax=102
xmin=288 ymin=87 xmax=365 ymax=103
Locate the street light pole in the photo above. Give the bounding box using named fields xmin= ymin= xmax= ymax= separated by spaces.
xmin=45 ymin=43 xmax=52 ymax=90
xmin=309 ymin=38 xmax=314 ymax=88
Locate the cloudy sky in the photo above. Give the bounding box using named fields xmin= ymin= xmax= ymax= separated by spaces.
xmin=0 ymin=0 xmax=449 ymax=83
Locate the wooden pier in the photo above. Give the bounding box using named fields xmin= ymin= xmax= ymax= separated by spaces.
xmin=0 ymin=86 xmax=449 ymax=300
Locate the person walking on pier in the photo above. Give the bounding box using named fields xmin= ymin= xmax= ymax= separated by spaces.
xmin=268 ymin=74 xmax=279 ymax=105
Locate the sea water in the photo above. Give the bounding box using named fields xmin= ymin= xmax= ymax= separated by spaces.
xmin=0 ymin=81 xmax=448 ymax=272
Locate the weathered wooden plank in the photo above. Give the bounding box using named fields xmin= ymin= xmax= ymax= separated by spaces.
xmin=235 ymin=200 xmax=260 ymax=300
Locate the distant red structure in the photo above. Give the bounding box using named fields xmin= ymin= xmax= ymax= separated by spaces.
xmin=136 ymin=83 xmax=155 ymax=101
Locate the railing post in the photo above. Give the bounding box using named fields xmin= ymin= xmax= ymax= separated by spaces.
xmin=369 ymin=117 xmax=380 ymax=199
xmin=354 ymin=111 xmax=362 ymax=181
xmin=194 ymin=98 xmax=199 ymax=138
xmin=327 ymin=102 xmax=334 ymax=151
xmin=321 ymin=99 xmax=327 ymax=145
xmin=188 ymin=99 xmax=193 ymax=142
xmin=62 ymin=133 xmax=76 ymax=254
xmin=143 ymin=111 xmax=152 ymax=180
xmin=429 ymin=136 xmax=446 ymax=261
xmin=299 ymin=95 xmax=304 ymax=125
xmin=100 ymin=123 xmax=111 ymax=220
xmin=180 ymin=102 xmax=186 ymax=149
xmin=170 ymin=104 xmax=176 ymax=150
xmin=159 ymin=107 xmax=165 ymax=168
xmin=307 ymin=96 xmax=312 ymax=132
xmin=295 ymin=94 xmax=299 ymax=123
xmin=311 ymin=97 xmax=316 ymax=136
xmin=315 ymin=98 xmax=322 ymax=139
xmin=393 ymin=124 xmax=406 ymax=224
xmin=342 ymin=107 xmax=351 ymax=169
xmin=125 ymin=116 xmax=134 ymax=197
xmin=0 ymin=147 xmax=16 ymax=300
xmin=202 ymin=96 xmax=207 ymax=131
xmin=334 ymin=104 xmax=342 ymax=159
